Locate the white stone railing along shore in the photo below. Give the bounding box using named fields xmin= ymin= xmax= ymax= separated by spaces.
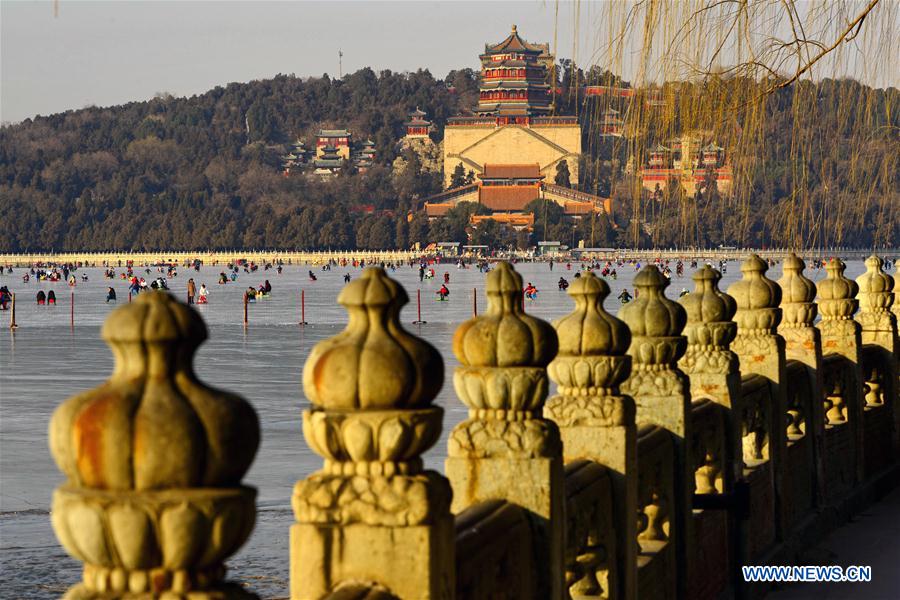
xmin=0 ymin=247 xmax=894 ymax=267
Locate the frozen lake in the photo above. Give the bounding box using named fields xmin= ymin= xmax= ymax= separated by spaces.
xmin=0 ymin=258 xmax=876 ymax=598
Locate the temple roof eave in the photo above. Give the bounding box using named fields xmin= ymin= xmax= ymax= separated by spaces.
xmin=482 ymin=25 xmax=549 ymax=55
xmin=480 ymin=81 xmax=550 ymax=90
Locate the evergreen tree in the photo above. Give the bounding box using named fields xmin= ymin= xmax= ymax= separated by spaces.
xmin=395 ymin=216 xmax=409 ymax=249
xmin=554 ymin=160 xmax=571 ymax=187
xmin=449 ymin=163 xmax=467 ymax=188
xmin=407 ymin=212 xmax=430 ymax=247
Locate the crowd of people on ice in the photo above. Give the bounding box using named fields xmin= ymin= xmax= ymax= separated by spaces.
xmin=0 ymin=255 xmax=894 ymax=317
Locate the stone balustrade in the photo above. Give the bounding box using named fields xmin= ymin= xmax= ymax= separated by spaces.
xmin=48 ymin=256 xmax=900 ymax=600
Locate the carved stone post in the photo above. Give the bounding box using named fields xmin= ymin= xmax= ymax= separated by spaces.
xmin=678 ymin=265 xmax=740 ymax=483
xmin=292 ymin=268 xmax=453 ymax=599
xmin=727 ymin=254 xmax=786 ymax=545
xmin=857 ymin=255 xmax=898 ymax=352
xmin=544 ymin=272 xmax=636 ymax=600
xmin=855 ymin=255 xmax=899 ymax=453
xmin=677 ymin=265 xmax=742 ymax=596
xmin=777 ymin=253 xmax=825 ymax=504
xmin=49 ymin=291 xmax=260 ymax=599
xmin=618 ymin=266 xmax=690 ymax=598
xmin=816 ymin=258 xmax=865 ymax=492
xmin=446 ymin=261 xmax=564 ymax=600
xmin=817 ymin=258 xmax=861 ymax=370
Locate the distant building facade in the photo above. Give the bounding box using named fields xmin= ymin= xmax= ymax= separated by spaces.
xmin=583 ymin=85 xmax=665 ymax=107
xmin=640 ymin=133 xmax=733 ymax=195
xmin=281 ymin=139 xmax=311 ymax=175
xmin=314 ymin=144 xmax=345 ymax=176
xmin=424 ymin=163 xmax=609 ymax=232
xmin=283 ymin=129 xmax=378 ymax=176
xmin=316 ymin=129 xmax=352 ymax=160
xmin=598 ymin=108 xmax=624 ymax=137
xmin=442 ymin=26 xmax=581 ymax=188
xmin=395 ymin=108 xmax=442 ymax=178
xmin=352 ymin=139 xmax=376 ymax=173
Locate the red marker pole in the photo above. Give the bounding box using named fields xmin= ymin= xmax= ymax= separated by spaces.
xmin=243 ymin=292 xmax=248 ymax=328
xmin=70 ymin=292 xmax=75 ymax=328
xmin=299 ymin=289 xmax=308 ymax=325
xmin=9 ymin=293 xmax=17 ymax=330
xmin=521 ymin=290 xmax=525 ymax=312
xmin=412 ymin=288 xmax=426 ymax=324
xmin=473 ymin=287 xmax=478 ymax=317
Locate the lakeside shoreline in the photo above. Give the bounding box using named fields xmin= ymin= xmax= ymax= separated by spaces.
xmin=0 ymin=247 xmax=895 ymax=268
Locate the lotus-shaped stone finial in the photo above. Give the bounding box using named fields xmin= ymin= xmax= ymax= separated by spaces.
xmin=817 ymin=258 xmax=858 ymax=320
xmin=453 ymin=261 xmax=558 ymax=368
xmin=50 ymin=291 xmax=259 ymax=490
xmin=303 ymin=267 xmax=443 ymax=410
xmin=778 ymin=253 xmax=817 ymax=327
xmin=451 ymin=261 xmax=558 ymax=418
xmin=549 ymin=272 xmax=631 ymax=393
xmin=300 ymin=268 xmax=445 ymax=478
xmin=856 ymin=255 xmax=894 ymax=314
xmin=679 ymin=265 xmax=736 ymax=348
xmin=727 ymin=254 xmax=782 ymax=332
xmin=48 ymin=291 xmax=259 ymax=597
xmin=619 ymin=266 xmax=687 ymax=365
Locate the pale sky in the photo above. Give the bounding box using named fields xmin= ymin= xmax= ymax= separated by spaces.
xmin=2 ymin=1 xmax=598 ymax=123
xmin=2 ymin=1 xmax=897 ymax=124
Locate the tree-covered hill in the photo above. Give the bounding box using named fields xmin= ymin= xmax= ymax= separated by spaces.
xmin=0 ymin=66 xmax=896 ymax=252
xmin=0 ymin=68 xmax=480 ymax=252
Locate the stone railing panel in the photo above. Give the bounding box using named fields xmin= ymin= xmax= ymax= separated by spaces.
xmin=564 ymin=460 xmax=617 ymax=600
xmin=739 ymin=373 xmax=776 ymax=559
xmin=860 ymin=346 xmax=896 ymax=479
xmin=635 ymin=425 xmax=677 ymax=600
xmin=688 ymin=400 xmax=732 ymax=600
xmin=821 ymin=355 xmax=858 ymax=501
xmin=455 ymin=500 xmax=536 ymax=599
xmin=782 ymin=360 xmax=817 ymax=530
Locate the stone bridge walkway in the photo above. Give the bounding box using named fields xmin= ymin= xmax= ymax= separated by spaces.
xmin=769 ymin=486 xmax=900 ymax=599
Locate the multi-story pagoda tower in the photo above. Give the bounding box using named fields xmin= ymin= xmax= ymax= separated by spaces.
xmin=476 ymin=25 xmax=552 ymax=117
xmin=352 ymin=139 xmax=377 ymax=172
xmin=314 ymin=144 xmax=344 ymax=176
xmin=599 ymin=108 xmax=625 ymax=137
xmin=442 ymin=26 xmax=582 ymax=188
xmin=404 ymin=108 xmax=432 ymax=139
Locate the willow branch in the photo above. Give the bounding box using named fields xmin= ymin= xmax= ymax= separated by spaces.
xmin=764 ymin=0 xmax=881 ymax=93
